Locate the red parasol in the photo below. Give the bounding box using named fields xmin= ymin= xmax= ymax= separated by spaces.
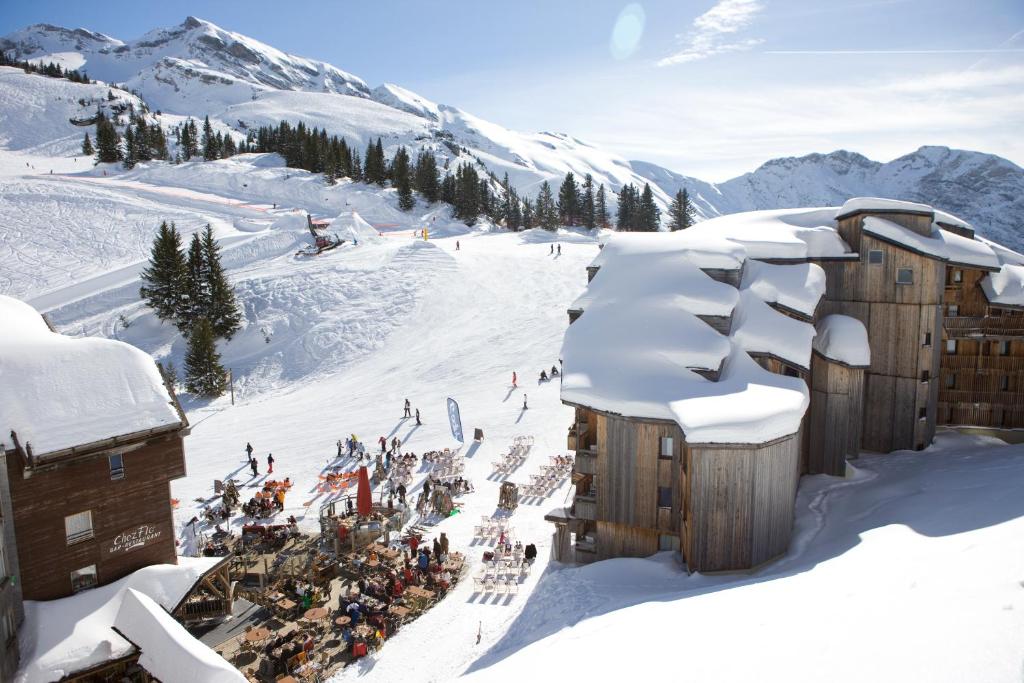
xmin=356 ymin=466 xmax=372 ymax=516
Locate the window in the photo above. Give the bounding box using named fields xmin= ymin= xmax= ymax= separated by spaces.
xmin=945 ymin=374 xmax=956 ymax=389
xmin=65 ymin=510 xmax=93 ymax=545
xmin=922 ymin=332 xmax=932 ymax=346
xmin=896 ymin=268 xmax=914 ymax=285
xmin=947 ymin=305 xmax=959 ymax=318
xmin=991 ymin=307 xmax=1003 ymax=317
xmin=868 ymin=250 xmax=884 ymax=265
xmin=109 ymin=453 xmax=125 ymax=480
xmin=70 ymin=565 xmax=97 ymax=593
xmin=952 ymin=269 xmax=963 ymax=283
xmin=918 ymin=407 xmax=927 ymax=420
xmin=921 ymin=370 xmax=930 ymax=382
xmin=999 ymin=341 xmax=1011 ymax=356
xmin=659 ymin=436 xmax=674 ymax=460
xmin=657 ymin=486 xmax=672 ymax=509
xmin=1000 ymin=375 xmax=1010 ymax=392
xmin=945 ymin=339 xmax=957 ymax=354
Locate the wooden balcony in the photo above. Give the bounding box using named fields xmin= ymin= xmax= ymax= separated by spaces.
xmin=567 ymin=423 xmax=590 ymax=451
xmin=941 ymin=355 xmax=1024 ymax=372
xmin=575 ymin=448 xmax=598 ymax=476
xmin=944 ymin=316 xmax=1024 ymax=338
xmin=573 ymin=494 xmax=597 ymax=521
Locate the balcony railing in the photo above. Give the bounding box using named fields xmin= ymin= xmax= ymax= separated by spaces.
xmin=939 ymin=390 xmax=1019 ymax=405
xmin=573 ymin=495 xmax=597 ymax=521
xmin=944 ymin=316 xmax=1024 ymax=337
xmin=575 ymin=448 xmax=597 ymax=475
xmin=941 ymin=355 xmax=1024 ymax=372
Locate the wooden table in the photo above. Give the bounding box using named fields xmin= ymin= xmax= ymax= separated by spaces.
xmin=405 ymin=586 xmax=435 ymax=599
xmin=354 ymin=624 xmax=373 ymax=637
xmin=244 ymin=627 xmax=271 ymax=642
xmin=334 ymin=615 xmax=351 ymax=627
xmin=304 ymin=607 xmax=329 ymax=621
xmin=388 ymin=605 xmax=411 ymax=618
xmin=277 ymin=677 xmax=298 ymax=683
xmin=276 ymin=598 xmax=296 ymax=611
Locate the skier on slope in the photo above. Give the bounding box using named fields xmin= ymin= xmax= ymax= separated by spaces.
xmin=245 ymin=441 xmax=254 ymax=461
xmin=415 ymin=408 xmax=422 ymax=426
xmin=250 ymin=457 xmax=259 ymax=477
xmin=557 ymin=243 xmax=562 ymax=256
xmin=523 ymin=394 xmax=528 ymax=410
xmin=267 ymin=453 xmax=275 ymax=474
xmin=512 ymin=371 xmax=517 ymax=388
xmin=549 ymin=244 xmax=553 ymax=255
xmin=404 ymin=398 xmax=411 ymax=418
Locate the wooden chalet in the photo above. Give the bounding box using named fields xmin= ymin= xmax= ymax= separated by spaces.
xmin=551 ymin=198 xmax=1024 ymax=573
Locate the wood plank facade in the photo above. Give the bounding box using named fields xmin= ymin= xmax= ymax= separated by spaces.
xmin=4 ymin=431 xmax=187 ymax=600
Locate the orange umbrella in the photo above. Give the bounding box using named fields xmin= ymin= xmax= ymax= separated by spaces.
xmin=356 ymin=466 xmax=372 ymax=516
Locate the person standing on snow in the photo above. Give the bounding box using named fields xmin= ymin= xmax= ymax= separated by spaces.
xmin=250 ymin=457 xmax=259 ymax=477
xmin=557 ymin=243 xmax=562 ymax=256
xmin=246 ymin=442 xmax=254 ymax=462
xmin=404 ymin=398 xmax=411 ymax=418
xmin=267 ymin=453 xmax=275 ymax=474
xmin=456 ymin=240 xmax=460 ymax=251
xmin=549 ymin=244 xmax=553 ymax=255
xmin=415 ymin=408 xmax=422 ymax=426
xmin=512 ymin=371 xmax=517 ymax=388
xmin=379 ymin=436 xmax=387 ymax=453
xmin=523 ymin=394 xmax=528 ymax=410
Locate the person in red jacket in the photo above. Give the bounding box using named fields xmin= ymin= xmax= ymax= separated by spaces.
xmin=512 ymin=371 xmax=517 ymax=388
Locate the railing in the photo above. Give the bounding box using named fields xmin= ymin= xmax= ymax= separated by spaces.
xmin=575 ymin=448 xmax=597 ymax=476
xmin=944 ymin=316 xmax=1024 ymax=337
xmin=941 ymin=355 xmax=1024 ymax=372
xmin=573 ymin=495 xmax=597 ymax=521
xmin=938 ymin=390 xmax=1019 ymax=405
xmin=180 ymin=598 xmax=230 ymax=620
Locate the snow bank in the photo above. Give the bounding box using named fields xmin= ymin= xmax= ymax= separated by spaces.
xmin=813 ymin=315 xmax=871 ymax=367
xmin=837 ymin=196 xmax=933 ymax=218
xmin=16 ymin=557 xmax=222 ymax=683
xmin=328 ymin=210 xmax=385 ymax=245
xmin=114 ymin=589 xmax=246 ymax=683
xmin=0 ymin=296 xmax=181 ymax=456
xmin=740 ymin=260 xmax=825 ymax=317
xmin=688 ymin=207 xmax=851 ymax=260
xmin=589 ymin=230 xmax=746 ymax=271
xmin=862 ymin=216 xmax=1000 ymax=269
xmin=730 ymin=290 xmax=815 ymax=370
xmin=981 ymin=264 xmax=1024 ymax=308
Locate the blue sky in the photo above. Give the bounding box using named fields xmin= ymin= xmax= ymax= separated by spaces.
xmin=3 ymin=0 xmax=1022 ymax=179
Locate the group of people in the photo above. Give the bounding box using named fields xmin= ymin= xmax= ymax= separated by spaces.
xmin=538 ymin=364 xmax=560 ymax=382
xmin=245 ymin=441 xmax=276 ymax=477
xmin=402 ymin=398 xmax=422 ymax=425
xmin=548 ymin=243 xmax=562 ymax=256
xmin=241 ymin=480 xmax=290 ymax=518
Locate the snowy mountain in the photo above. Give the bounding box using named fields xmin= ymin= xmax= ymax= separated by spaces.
xmin=636 ymin=147 xmax=1024 ymax=252
xmin=3 ymin=18 xmax=1022 ymax=251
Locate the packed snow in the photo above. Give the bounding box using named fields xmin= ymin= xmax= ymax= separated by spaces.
xmin=730 ymin=289 xmax=816 ymax=370
xmin=0 ymin=295 xmax=180 ymax=457
xmin=836 ymin=196 xmax=934 ymax=218
xmin=686 ymin=207 xmax=852 ymax=260
xmin=16 ymin=557 xmax=222 ymax=682
xmin=981 ymin=264 xmax=1024 ymax=309
xmin=813 ymin=315 xmax=871 ymax=367
xmin=862 ymin=216 xmax=1002 ymax=269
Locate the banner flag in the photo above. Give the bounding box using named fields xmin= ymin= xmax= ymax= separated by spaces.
xmin=447 ymin=397 xmax=464 ymax=443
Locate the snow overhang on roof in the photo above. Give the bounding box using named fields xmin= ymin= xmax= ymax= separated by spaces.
xmin=740 ymin=260 xmax=826 ymax=318
xmin=835 ymin=197 xmax=934 ymax=221
xmin=0 ymin=295 xmax=182 ymax=458
xmin=686 ymin=207 xmax=852 ymax=261
xmin=731 ymin=290 xmax=815 ymax=370
xmin=981 ymin=264 xmax=1024 ymax=309
xmin=813 ymin=315 xmax=871 ymax=367
xmin=861 ymin=216 xmax=1000 ymax=270
xmin=587 ymin=230 xmax=746 ymax=271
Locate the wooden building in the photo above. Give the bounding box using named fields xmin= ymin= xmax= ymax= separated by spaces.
xmin=0 ymin=446 xmax=23 ymax=681
xmin=552 ymin=198 xmax=1024 ymax=573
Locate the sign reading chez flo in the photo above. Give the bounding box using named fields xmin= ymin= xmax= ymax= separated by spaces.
xmin=104 ymin=524 xmax=162 ymax=556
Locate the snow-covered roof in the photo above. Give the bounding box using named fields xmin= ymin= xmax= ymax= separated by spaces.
xmin=571 ymin=249 xmax=739 ymax=317
xmin=837 ymin=197 xmax=933 ymax=218
xmin=562 ymin=230 xmax=810 ymax=444
xmin=730 ymin=290 xmax=816 ymax=370
xmin=686 ymin=208 xmax=852 ymax=260
xmin=933 ymin=208 xmax=972 ymax=230
xmin=813 ymin=315 xmax=871 ymax=367
xmin=16 ymin=558 xmax=224 ymax=683
xmin=588 ymin=230 xmax=746 ymax=271
xmin=740 ymin=260 xmax=826 ymax=317
xmin=114 ymin=589 xmax=246 ymax=683
xmin=861 ymin=216 xmax=1001 ymax=269
xmin=981 ymin=265 xmax=1024 ymax=309
xmin=0 ymin=296 xmax=181 ymax=457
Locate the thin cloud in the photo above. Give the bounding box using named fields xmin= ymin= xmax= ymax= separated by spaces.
xmin=657 ymin=0 xmax=764 ymax=66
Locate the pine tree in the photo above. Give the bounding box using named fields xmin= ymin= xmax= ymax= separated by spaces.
xmin=139 ymin=221 xmax=187 ymax=323
xmin=557 ymin=171 xmax=580 ymax=226
xmin=595 ymin=184 xmax=609 ymax=229
xmin=95 ymin=113 xmax=121 ymax=164
xmin=200 ymin=225 xmax=242 ymax=340
xmin=184 ymin=317 xmax=228 ymax=398
xmin=521 ymin=197 xmax=534 ymax=230
xmin=181 ymin=233 xmax=210 ymax=331
xmin=160 ymin=360 xmax=179 ymax=389
xmin=617 ymin=184 xmax=638 ymax=231
xmin=392 ymin=147 xmax=415 ymax=211
xmin=639 ymin=183 xmax=661 ymax=232
xmin=669 ymin=188 xmax=697 ymax=231
xmin=581 ymin=174 xmax=596 ymax=229
xmin=440 ymin=173 xmax=456 ymax=205
xmin=122 ymin=126 xmax=137 ymax=169
xmin=202 ymin=116 xmax=218 ymax=161
xmin=81 ymin=132 xmax=94 ymax=156
xmin=414 ymin=150 xmax=440 ymax=203
xmin=537 ymin=181 xmax=558 ymax=230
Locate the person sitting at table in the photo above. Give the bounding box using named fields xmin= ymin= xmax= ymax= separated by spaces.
xmin=417 ymin=549 xmax=429 ymax=571
xmin=438 ymin=569 xmax=452 ymax=591
xmin=342 ymin=624 xmax=354 ymax=646
xmin=346 ymin=600 xmax=361 ymax=624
